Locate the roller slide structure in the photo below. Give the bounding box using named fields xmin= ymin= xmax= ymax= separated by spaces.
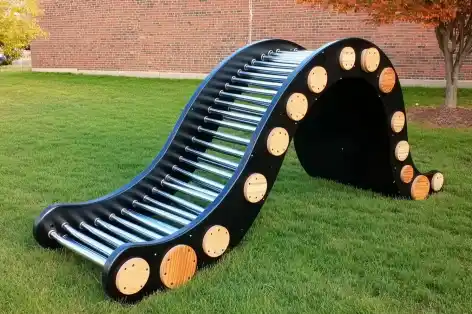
xmin=33 ymin=37 xmax=445 ymax=302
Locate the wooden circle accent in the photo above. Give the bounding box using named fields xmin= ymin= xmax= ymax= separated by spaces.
xmin=379 ymin=67 xmax=396 ymax=93
xmin=400 ymin=165 xmax=414 ymax=184
xmin=361 ymin=48 xmax=380 ymax=73
xmin=391 ymin=111 xmax=406 ymax=133
xmin=411 ymin=175 xmax=431 ymax=200
xmin=286 ymin=93 xmax=308 ymax=121
xmin=267 ymin=127 xmax=289 ymax=156
xmin=307 ymin=66 xmax=328 ymax=94
xmin=160 ymin=245 xmax=197 ymax=289
xmin=243 ymin=173 xmax=267 ymax=203
xmin=115 ymin=257 xmax=150 ymax=295
xmin=202 ymin=225 xmax=230 ymax=258
xmin=395 ymin=141 xmax=410 ymax=162
xmin=339 ymin=47 xmax=356 ymax=70
xmin=431 ymin=172 xmax=444 ymax=192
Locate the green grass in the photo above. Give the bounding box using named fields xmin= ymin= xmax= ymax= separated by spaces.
xmin=402 ymin=87 xmax=472 ymax=107
xmin=1 ymin=72 xmax=472 ymax=314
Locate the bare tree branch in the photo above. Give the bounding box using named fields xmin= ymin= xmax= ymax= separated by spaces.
xmin=435 ymin=24 xmax=447 ymax=55
xmin=454 ymin=14 xmax=465 ymax=69
xmin=448 ymin=21 xmax=457 ymax=53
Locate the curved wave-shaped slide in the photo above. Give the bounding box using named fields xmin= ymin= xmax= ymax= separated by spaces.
xmin=33 ymin=37 xmax=444 ymax=302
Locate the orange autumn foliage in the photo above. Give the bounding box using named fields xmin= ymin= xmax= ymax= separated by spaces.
xmin=297 ymin=0 xmax=468 ymax=26
xmin=297 ymin=0 xmax=472 ymax=108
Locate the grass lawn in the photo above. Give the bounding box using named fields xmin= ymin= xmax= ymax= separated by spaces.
xmin=1 ymin=72 xmax=472 ymax=314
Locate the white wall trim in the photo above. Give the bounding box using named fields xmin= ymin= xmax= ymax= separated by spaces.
xmin=31 ymin=68 xmax=472 ymax=88
xmin=31 ymin=68 xmax=208 ymax=79
xmin=400 ymin=79 xmax=472 ymax=88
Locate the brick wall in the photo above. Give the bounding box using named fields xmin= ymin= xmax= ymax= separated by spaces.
xmin=32 ymin=0 xmax=472 ymax=80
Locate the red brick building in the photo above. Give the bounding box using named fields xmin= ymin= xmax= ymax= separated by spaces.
xmin=32 ymin=0 xmax=472 ymax=83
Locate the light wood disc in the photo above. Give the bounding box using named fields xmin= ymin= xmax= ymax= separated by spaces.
xmin=361 ymin=48 xmax=380 ymax=73
xmin=160 ymin=245 xmax=197 ymax=289
xmin=307 ymin=66 xmax=328 ymax=94
xmin=431 ymin=172 xmax=444 ymax=192
xmin=411 ymin=175 xmax=431 ymax=200
xmin=400 ymin=165 xmax=414 ymax=184
xmin=115 ymin=257 xmax=150 ymax=295
xmin=379 ymin=67 xmax=396 ymax=93
xmin=243 ymin=173 xmax=267 ymax=203
xmin=395 ymin=141 xmax=410 ymax=161
xmin=267 ymin=127 xmax=289 ymax=156
xmin=339 ymin=46 xmax=356 ymax=70
xmin=391 ymin=111 xmax=406 ymax=133
xmin=286 ymin=93 xmax=308 ymax=121
xmin=202 ymin=225 xmax=230 ymax=258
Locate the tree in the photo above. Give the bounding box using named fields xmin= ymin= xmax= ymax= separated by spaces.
xmin=297 ymin=0 xmax=472 ymax=108
xmin=0 ymin=0 xmax=45 ymax=64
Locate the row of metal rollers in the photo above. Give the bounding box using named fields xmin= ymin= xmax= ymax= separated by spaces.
xmin=48 ymin=48 xmax=314 ymax=266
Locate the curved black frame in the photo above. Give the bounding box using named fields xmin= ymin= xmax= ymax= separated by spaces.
xmin=33 ymin=37 xmax=443 ymax=303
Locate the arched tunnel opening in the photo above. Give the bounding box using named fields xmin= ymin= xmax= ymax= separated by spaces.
xmin=294 ymin=77 xmax=397 ymax=195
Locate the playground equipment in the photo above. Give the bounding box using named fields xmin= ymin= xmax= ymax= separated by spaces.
xmin=33 ymin=37 xmax=444 ymax=302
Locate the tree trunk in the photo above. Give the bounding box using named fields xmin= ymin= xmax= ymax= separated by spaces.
xmin=445 ymin=74 xmax=458 ymax=108
xmin=437 ymin=24 xmax=459 ymax=109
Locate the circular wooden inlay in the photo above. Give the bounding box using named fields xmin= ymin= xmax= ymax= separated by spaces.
xmin=243 ymin=173 xmax=268 ymax=203
xmin=379 ymin=67 xmax=396 ymax=93
xmin=202 ymin=225 xmax=230 ymax=258
xmin=361 ymin=48 xmax=380 ymax=73
xmin=431 ymin=172 xmax=444 ymax=192
xmin=400 ymin=165 xmax=414 ymax=184
xmin=339 ymin=46 xmax=356 ymax=70
xmin=307 ymin=66 xmax=328 ymax=94
xmin=267 ymin=127 xmax=289 ymax=156
xmin=115 ymin=257 xmax=150 ymax=295
xmin=286 ymin=93 xmax=308 ymax=121
xmin=395 ymin=141 xmax=410 ymax=161
xmin=391 ymin=111 xmax=406 ymax=133
xmin=411 ymin=175 xmax=431 ymax=200
xmin=160 ymin=245 xmax=197 ymax=289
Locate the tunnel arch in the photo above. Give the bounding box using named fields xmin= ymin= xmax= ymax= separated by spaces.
xmin=285 ymin=37 xmax=444 ymax=200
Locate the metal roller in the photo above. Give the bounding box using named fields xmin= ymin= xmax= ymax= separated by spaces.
xmin=133 ymin=200 xmax=191 ymax=226
xmin=204 ymin=117 xmax=256 ymax=132
xmin=260 ymin=55 xmax=302 ymax=64
xmin=94 ymin=218 xmax=145 ymax=242
xmin=237 ymin=70 xmax=288 ymax=82
xmin=243 ymin=65 xmax=294 ymax=75
xmin=143 ymin=195 xmax=198 ymax=220
xmin=109 ymin=214 xmax=163 ymax=240
xmin=152 ymin=188 xmax=205 ymax=214
xmin=270 ymin=50 xmax=312 ymax=56
xmin=185 ymin=147 xmax=239 ymax=171
xmin=263 ymin=54 xmax=309 ymax=62
xmin=224 ymin=84 xmax=277 ymax=96
xmin=219 ymin=91 xmax=272 ymax=106
xmin=208 ymin=107 xmax=261 ymax=125
xmin=198 ymin=126 xmax=250 ymax=146
xmin=172 ymin=165 xmax=224 ymax=192
xmin=192 ymin=137 xmax=245 ymax=158
xmin=231 ymin=76 xmax=283 ymax=90
xmin=62 ymin=223 xmax=113 ymax=256
xmin=271 ymin=50 xmax=312 ymax=55
xmin=179 ymin=156 xmax=233 ymax=179
xmin=214 ymin=98 xmax=266 ymax=115
xmin=165 ymin=175 xmax=219 ymax=197
xmin=49 ymin=231 xmax=106 ymax=266
xmin=251 ymin=60 xmax=299 ymax=69
xmin=161 ymin=179 xmax=216 ymax=202
xmin=80 ymin=222 xmax=124 ymax=248
xmin=121 ymin=208 xmax=177 ymax=235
